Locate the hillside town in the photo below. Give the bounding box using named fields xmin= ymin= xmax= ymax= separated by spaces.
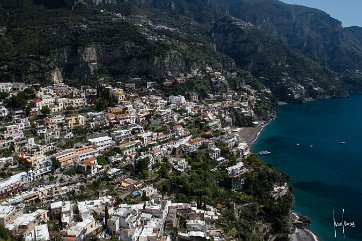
xmin=0 ymin=69 xmax=291 ymax=241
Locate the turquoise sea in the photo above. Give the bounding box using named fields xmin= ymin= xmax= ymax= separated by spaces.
xmin=252 ymin=95 xmax=362 ymax=241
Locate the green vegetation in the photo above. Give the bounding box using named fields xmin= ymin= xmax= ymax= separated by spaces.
xmin=94 ymin=86 xmax=117 ymax=111
xmin=230 ymin=109 xmax=254 ymax=127
xmin=213 ymin=18 xmax=348 ymax=101
xmin=157 ymin=152 xmax=292 ymax=239
xmin=65 ymin=167 xmax=77 ymax=176
xmin=96 ymin=155 xmax=108 ymax=166
xmin=0 ymin=225 xmax=15 ymax=241
xmin=0 ymin=0 xmax=359 ymax=103
xmin=0 ymin=0 xmax=170 ymax=83
xmin=5 ymin=87 xmax=35 ymax=111
xmin=40 ymin=105 xmax=51 ymax=116
xmin=63 ymin=136 xmax=86 ymax=148
xmin=51 ymin=158 xmax=61 ymax=170
xmin=160 ymin=78 xmax=212 ymax=99
xmin=0 ymin=92 xmax=9 ymax=100
xmin=0 ymin=148 xmax=13 ymax=158
xmin=135 ymin=158 xmax=150 ymax=179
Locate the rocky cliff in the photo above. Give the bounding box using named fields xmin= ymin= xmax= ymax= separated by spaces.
xmin=1 ymin=0 xmax=362 ymax=100
xmin=213 ymin=17 xmax=346 ymax=101
xmin=209 ymin=0 xmax=362 ymax=73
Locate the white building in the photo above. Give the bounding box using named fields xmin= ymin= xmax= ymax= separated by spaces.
xmin=13 ymin=118 xmax=31 ymax=130
xmin=24 ymin=224 xmax=50 ymax=241
xmin=169 ymin=95 xmax=186 ymax=105
xmin=88 ymin=136 xmax=114 ymax=151
xmin=0 ymin=172 xmax=28 ymax=199
xmin=5 ymin=209 xmax=48 ymax=238
xmin=0 ymin=83 xmax=12 ymax=93
xmin=186 ymin=138 xmax=207 ymax=153
xmin=227 ymin=162 xmax=245 ymax=177
xmin=210 ymin=147 xmax=220 ymax=160
xmin=20 ymin=155 xmax=53 ymax=181
xmin=0 ymin=157 xmax=13 ymax=168
xmin=3 ymin=124 xmax=24 ymax=140
xmin=111 ymin=129 xmax=131 ymax=142
xmin=0 ymin=106 xmax=9 ymax=117
xmin=227 ymin=162 xmax=247 ymax=191
xmin=0 ymin=205 xmax=18 ymax=226
xmin=186 ymin=220 xmax=207 ymax=232
xmin=75 ymin=147 xmax=99 ymax=161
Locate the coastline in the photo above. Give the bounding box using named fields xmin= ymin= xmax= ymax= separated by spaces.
xmin=291 ymin=212 xmax=319 ymax=241
xmin=246 ymin=119 xmax=320 ymax=241
xmin=238 ymin=120 xmax=271 ymax=147
xmin=291 ymin=228 xmax=319 ymax=241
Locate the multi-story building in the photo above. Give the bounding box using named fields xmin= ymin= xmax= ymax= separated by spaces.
xmin=0 ymin=206 xmax=18 ymax=226
xmin=5 ymin=209 xmax=48 ymax=238
xmin=0 ymin=172 xmax=28 ymax=199
xmin=36 ymin=125 xmax=60 ymax=143
xmin=2 ymin=125 xmax=24 ymax=140
xmin=169 ymin=95 xmax=186 ymax=105
xmin=0 ymin=140 xmax=12 ymax=149
xmin=111 ymin=88 xmax=125 ymax=103
xmin=119 ymin=140 xmax=141 ymax=157
xmin=19 ymin=154 xmax=52 ymax=180
xmin=12 ymin=83 xmax=29 ymax=92
xmin=68 ymin=98 xmax=86 ymax=108
xmin=186 ymin=138 xmax=207 ymax=153
xmin=75 ymin=147 xmax=99 ymax=161
xmin=88 ymin=136 xmax=114 ymax=151
xmin=111 ymin=129 xmax=131 ymax=142
xmin=209 ymin=146 xmax=221 ymax=160
xmin=227 ymin=162 xmax=247 ymax=191
xmin=0 ymin=83 xmax=12 ymax=93
xmin=66 ymin=115 xmax=85 ymax=129
xmin=52 ymin=149 xmax=77 ymax=167
xmin=13 ymin=118 xmax=31 ymax=130
xmin=78 ymin=157 xmax=99 ymax=176
xmin=44 ymin=115 xmax=65 ymax=125
xmin=24 ymin=224 xmax=50 ymax=241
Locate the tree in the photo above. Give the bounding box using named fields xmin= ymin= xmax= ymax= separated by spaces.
xmin=0 ymin=224 xmax=15 ymax=241
xmin=0 ymin=92 xmax=9 ymax=100
xmin=157 ymin=163 xmax=168 ymax=178
xmin=5 ymin=88 xmax=35 ymax=110
xmin=6 ymin=95 xmax=27 ymax=110
xmin=40 ymin=106 xmax=51 ymax=116
xmin=52 ymin=158 xmax=61 ymax=170
xmin=135 ymin=158 xmax=150 ymax=179
xmin=97 ymin=155 xmax=108 ymax=166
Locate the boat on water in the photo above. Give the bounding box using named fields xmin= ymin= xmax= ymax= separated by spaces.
xmin=338 ymin=141 xmax=346 ymax=144
xmin=257 ymin=151 xmax=271 ymax=155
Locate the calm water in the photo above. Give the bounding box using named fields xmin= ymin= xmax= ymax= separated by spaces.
xmin=252 ymin=95 xmax=362 ymax=241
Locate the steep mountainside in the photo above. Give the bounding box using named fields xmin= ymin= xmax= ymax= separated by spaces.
xmin=213 ymin=17 xmax=344 ymax=101
xmin=346 ymin=26 xmax=362 ymax=46
xmin=210 ymin=0 xmax=362 ymax=74
xmin=0 ymin=0 xmax=233 ymax=85
xmin=1 ymin=0 xmax=362 ymax=101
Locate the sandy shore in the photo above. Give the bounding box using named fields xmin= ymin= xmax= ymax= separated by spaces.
xmin=238 ymin=121 xmax=268 ymax=147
